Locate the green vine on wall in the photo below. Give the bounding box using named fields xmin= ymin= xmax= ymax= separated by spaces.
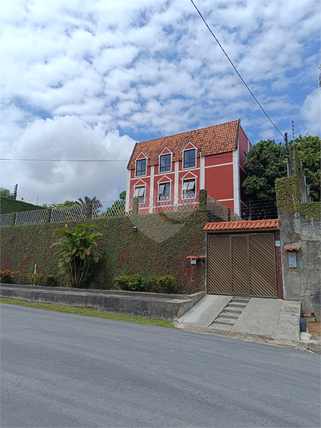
xmin=275 ymin=176 xmax=320 ymax=219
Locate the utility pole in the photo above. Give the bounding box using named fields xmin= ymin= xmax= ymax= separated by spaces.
xmin=13 ymin=184 xmax=18 ymax=200
xmin=284 ymin=132 xmax=291 ymax=177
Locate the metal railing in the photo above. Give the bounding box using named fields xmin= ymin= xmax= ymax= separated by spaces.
xmin=15 ymin=209 xmax=48 ymax=226
xmin=0 ymin=191 xmax=241 ymax=227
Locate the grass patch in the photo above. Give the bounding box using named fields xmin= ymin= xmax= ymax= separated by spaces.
xmin=0 ymin=297 xmax=175 ymax=328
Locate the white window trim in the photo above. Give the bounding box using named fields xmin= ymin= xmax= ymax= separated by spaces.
xmin=159 ymin=152 xmax=172 ymax=173
xmin=182 ymin=148 xmax=197 ymax=169
xmin=158 ymin=181 xmax=171 ymax=202
xmin=134 ymin=185 xmax=146 ymax=204
xmin=135 ymin=156 xmax=147 ymax=177
xmin=182 ymin=178 xmax=196 ymax=199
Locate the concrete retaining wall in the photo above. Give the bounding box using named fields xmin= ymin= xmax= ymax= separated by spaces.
xmin=0 ymin=284 xmax=205 ymax=320
xmin=279 ymin=210 xmax=321 ymax=318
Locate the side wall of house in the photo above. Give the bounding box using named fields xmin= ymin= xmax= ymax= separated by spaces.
xmin=279 ymin=210 xmax=321 ymax=317
xmin=238 ymin=126 xmax=251 ymax=214
xmin=204 ymin=152 xmax=234 ymax=211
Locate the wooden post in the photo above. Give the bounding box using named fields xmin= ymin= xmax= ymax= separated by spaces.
xmin=10 ymin=212 xmax=16 ymax=227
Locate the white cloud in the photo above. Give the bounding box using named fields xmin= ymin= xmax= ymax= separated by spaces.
xmin=0 ymin=116 xmax=135 ymax=205
xmin=301 ymin=89 xmax=321 ymax=136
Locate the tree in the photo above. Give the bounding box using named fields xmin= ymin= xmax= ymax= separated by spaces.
xmin=242 ymin=136 xmax=320 ymax=219
xmin=52 ymin=223 xmax=102 ymax=288
xmin=77 ymin=196 xmax=103 ymax=216
xmin=242 ymin=139 xmax=287 ymax=199
xmin=290 ymin=135 xmax=320 ymax=201
xmin=42 ymin=200 xmax=79 ymax=209
xmin=0 ymin=188 xmax=14 ymax=199
xmin=102 ymin=191 xmax=126 ymax=217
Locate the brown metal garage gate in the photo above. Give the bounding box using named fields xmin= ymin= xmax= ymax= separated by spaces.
xmin=207 ymin=232 xmax=278 ymax=298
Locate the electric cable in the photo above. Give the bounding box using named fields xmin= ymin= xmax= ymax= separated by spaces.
xmin=190 ymin=0 xmax=285 ymax=138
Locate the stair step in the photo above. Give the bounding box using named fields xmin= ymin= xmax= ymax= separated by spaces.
xmin=224 ymin=308 xmax=243 ymax=314
xmin=213 ymin=317 xmax=235 ymax=325
xmin=220 ymin=313 xmax=239 ymax=319
xmin=228 ymin=302 xmax=247 ymax=308
xmin=209 ymin=321 xmax=233 ymax=331
xmin=233 ymin=298 xmax=250 ymax=303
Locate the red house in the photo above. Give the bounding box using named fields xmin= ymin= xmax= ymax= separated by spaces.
xmin=126 ymin=119 xmax=251 ymax=216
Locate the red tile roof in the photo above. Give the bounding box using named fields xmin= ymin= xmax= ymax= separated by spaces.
xmin=283 ymin=246 xmax=300 ymax=252
xmin=186 ymin=256 xmax=206 ymax=259
xmin=128 ymin=119 xmax=241 ymax=169
xmin=204 ymin=219 xmax=281 ymax=231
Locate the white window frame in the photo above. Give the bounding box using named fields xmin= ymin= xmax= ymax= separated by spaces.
xmin=183 ymin=148 xmax=196 ymax=169
xmin=135 ymin=158 xmax=147 ymax=177
xmin=158 ymin=182 xmax=171 ymax=201
xmin=182 ymin=178 xmax=196 ymax=199
xmin=134 ymin=186 xmax=145 ymax=204
xmin=159 ymin=153 xmax=172 ymax=173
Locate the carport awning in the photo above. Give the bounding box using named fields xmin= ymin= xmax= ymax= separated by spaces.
xmin=204 ymin=219 xmax=281 ymax=233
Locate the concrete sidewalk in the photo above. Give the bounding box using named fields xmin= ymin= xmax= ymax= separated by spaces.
xmin=175 ymin=295 xmax=320 ymax=352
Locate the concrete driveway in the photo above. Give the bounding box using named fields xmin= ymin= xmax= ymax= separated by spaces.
xmin=174 ymin=294 xmax=319 ymax=351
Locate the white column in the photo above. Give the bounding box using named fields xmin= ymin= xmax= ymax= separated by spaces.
xmin=125 ymin=169 xmax=131 ymax=213
xmin=174 ymin=161 xmax=179 ymax=210
xmin=200 ymin=155 xmax=205 ymax=189
xmin=233 ymin=145 xmax=240 ymax=216
xmin=149 ymin=165 xmax=154 ymax=213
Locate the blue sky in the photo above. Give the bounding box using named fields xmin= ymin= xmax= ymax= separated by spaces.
xmin=0 ymin=0 xmax=320 ymax=206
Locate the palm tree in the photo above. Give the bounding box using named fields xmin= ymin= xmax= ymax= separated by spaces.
xmin=77 ymin=196 xmax=103 ymax=216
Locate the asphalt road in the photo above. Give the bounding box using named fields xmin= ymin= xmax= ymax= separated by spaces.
xmin=1 ymin=304 xmax=320 ymax=428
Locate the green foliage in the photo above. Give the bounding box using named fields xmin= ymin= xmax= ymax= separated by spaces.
xmin=290 ymin=135 xmax=320 ymax=201
xmin=243 ymin=139 xmax=287 ymax=201
xmin=43 ymin=200 xmax=79 ymax=209
xmin=156 ymin=275 xmax=177 ymax=293
xmin=0 ymin=269 xmax=16 ymax=283
xmin=102 ymin=199 xmax=125 ymax=217
xmin=0 ymin=188 xmax=14 ymax=199
xmin=1 ymin=211 xmax=208 ymax=293
xmin=275 ymin=176 xmax=301 ymax=213
xmin=27 ymin=273 xmax=44 ymax=285
xmin=44 ymin=275 xmax=59 ymax=287
xmin=0 ymin=197 xmax=43 ymax=214
xmin=275 ymin=176 xmax=320 ymax=219
xmin=199 ymin=189 xmax=208 ymax=211
xmin=77 ymin=196 xmax=103 ymax=216
xmin=114 ymin=274 xmax=177 ymax=293
xmin=243 ymin=136 xmax=320 ymax=210
xmin=114 ymin=274 xmax=143 ymax=291
xmin=52 ymin=223 xmax=102 ymax=288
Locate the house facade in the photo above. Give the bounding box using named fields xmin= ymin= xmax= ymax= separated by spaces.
xmin=126 ymin=119 xmax=251 ymax=216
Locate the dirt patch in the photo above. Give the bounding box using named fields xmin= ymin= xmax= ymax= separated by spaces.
xmin=307 ymin=322 xmax=321 ymax=339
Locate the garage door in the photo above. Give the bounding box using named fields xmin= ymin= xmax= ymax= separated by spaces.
xmin=207 ymin=232 xmax=277 ymax=297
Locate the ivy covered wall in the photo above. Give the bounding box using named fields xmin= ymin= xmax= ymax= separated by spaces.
xmin=0 ymin=197 xmax=43 ymax=214
xmin=0 ymin=211 xmax=209 ymax=293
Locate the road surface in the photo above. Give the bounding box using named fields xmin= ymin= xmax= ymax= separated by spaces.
xmin=1 ymin=304 xmax=320 ymax=427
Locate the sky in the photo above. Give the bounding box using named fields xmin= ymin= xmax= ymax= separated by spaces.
xmin=0 ymin=0 xmax=320 ymax=207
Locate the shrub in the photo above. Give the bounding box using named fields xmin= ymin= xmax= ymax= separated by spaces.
xmin=52 ymin=223 xmax=102 ymax=288
xmin=114 ymin=274 xmax=177 ymax=293
xmin=114 ymin=275 xmax=132 ymax=290
xmin=44 ymin=275 xmax=58 ymax=287
xmin=156 ymin=275 xmax=177 ymax=294
xmin=27 ymin=273 xmax=44 ymax=285
xmin=141 ymin=276 xmax=158 ymax=292
xmin=0 ymin=269 xmax=15 ymax=284
xmin=114 ymin=274 xmax=143 ymax=291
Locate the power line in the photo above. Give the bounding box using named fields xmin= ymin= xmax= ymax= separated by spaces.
xmin=190 ymin=0 xmax=285 ymax=139
xmin=0 ymin=158 xmax=128 ymax=162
